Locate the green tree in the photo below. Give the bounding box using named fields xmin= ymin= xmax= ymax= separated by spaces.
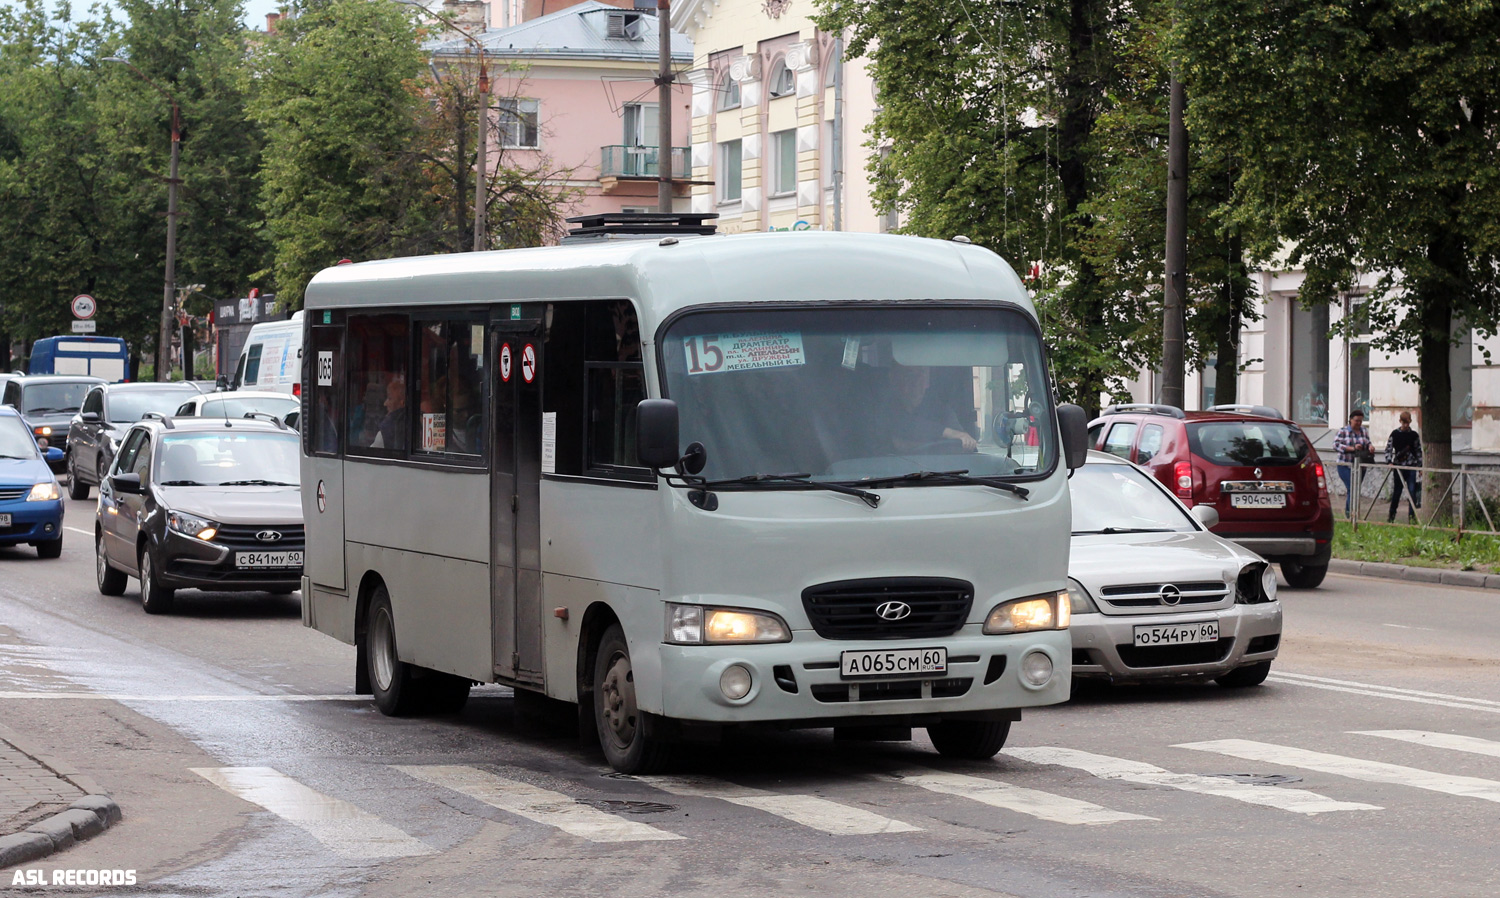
xmin=1178 ymin=0 xmax=1500 ymax=489
xmin=249 ymin=0 xmax=445 ymax=309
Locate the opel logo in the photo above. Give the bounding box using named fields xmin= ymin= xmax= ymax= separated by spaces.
xmin=256 ymin=530 xmax=282 ymax=543
xmin=875 ymin=601 xmax=913 ymax=621
xmin=1159 ymin=584 xmax=1182 ymax=606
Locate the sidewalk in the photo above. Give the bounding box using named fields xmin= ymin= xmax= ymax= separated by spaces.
xmin=0 ymin=723 xmax=121 ymax=869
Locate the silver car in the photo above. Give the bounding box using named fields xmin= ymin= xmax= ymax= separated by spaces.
xmin=1068 ymin=451 xmax=1282 ymax=687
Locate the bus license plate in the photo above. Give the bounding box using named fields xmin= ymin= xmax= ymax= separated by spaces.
xmin=840 ymin=648 xmax=947 ymax=679
xmin=236 ymin=551 xmax=303 ymax=569
xmin=1231 ymin=493 xmax=1286 ymax=509
xmin=0 ymin=514 xmax=10 ymax=527
xmin=1133 ymin=620 xmax=1220 ymax=647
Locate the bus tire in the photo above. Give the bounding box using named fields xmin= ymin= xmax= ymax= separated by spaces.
xmin=593 ymin=624 xmax=672 ymax=774
xmin=927 ymin=719 xmax=1011 ymax=760
xmin=366 ymin=586 xmax=422 ymax=716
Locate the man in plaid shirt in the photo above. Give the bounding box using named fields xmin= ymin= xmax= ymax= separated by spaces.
xmin=1332 ymin=411 xmax=1373 ymax=515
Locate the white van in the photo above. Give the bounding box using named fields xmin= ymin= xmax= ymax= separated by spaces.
xmin=232 ymin=312 xmax=304 ymax=395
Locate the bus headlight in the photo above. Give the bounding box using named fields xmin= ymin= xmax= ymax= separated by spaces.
xmin=983 ymin=590 xmax=1070 ymax=634
xmin=26 ymin=482 xmax=60 ymax=502
xmin=665 ymin=604 xmax=791 ymax=645
xmin=167 ymin=510 xmax=218 ymax=542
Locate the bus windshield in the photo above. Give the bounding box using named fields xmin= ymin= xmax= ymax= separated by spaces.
xmin=660 ymin=305 xmax=1057 ymax=483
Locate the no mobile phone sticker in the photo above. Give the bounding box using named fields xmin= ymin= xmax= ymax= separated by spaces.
xmin=684 ymin=332 xmax=806 ymax=374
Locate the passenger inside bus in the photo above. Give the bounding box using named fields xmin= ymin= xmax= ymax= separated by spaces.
xmin=370 ymin=373 xmax=407 ymax=450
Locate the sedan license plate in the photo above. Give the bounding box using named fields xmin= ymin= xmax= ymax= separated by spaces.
xmin=1231 ymin=493 xmax=1287 ymax=509
xmin=840 ymin=647 xmax=947 ymax=679
xmin=0 ymin=513 xmax=10 ymax=527
xmin=235 ymin=551 xmax=303 ymax=569
xmin=1133 ymin=620 xmax=1220 ymax=647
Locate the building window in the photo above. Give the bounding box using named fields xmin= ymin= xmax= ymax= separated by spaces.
xmin=1290 ymin=300 xmax=1330 ymax=426
xmin=1349 ymin=344 xmax=1370 ymax=418
xmin=718 ymin=72 xmax=741 ymax=110
xmin=771 ymin=129 xmax=796 ymax=196
xmin=719 ymin=139 xmax=742 ymax=202
xmin=768 ymin=58 xmax=795 ymax=98
xmin=497 ymin=98 xmax=539 ymax=148
xmin=623 ymin=102 xmax=658 ymax=147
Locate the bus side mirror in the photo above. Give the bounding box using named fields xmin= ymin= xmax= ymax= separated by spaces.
xmin=636 ymin=399 xmax=680 ymax=469
xmin=1058 ymin=404 xmax=1089 ymax=470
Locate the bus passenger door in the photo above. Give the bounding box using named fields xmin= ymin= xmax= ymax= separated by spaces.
xmin=491 ymin=319 xmax=545 ymax=685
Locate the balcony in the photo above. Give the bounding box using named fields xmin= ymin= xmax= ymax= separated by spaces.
xmin=599 ymin=145 xmax=692 ymax=192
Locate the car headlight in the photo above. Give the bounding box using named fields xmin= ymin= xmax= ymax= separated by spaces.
xmin=665 ymin=603 xmax=792 ymax=645
xmin=167 ymin=510 xmax=218 ymax=541
xmin=34 ymin=425 xmax=52 ymax=437
xmin=1067 ymin=578 xmax=1099 ymax=614
xmin=984 ymin=590 xmax=1070 ymax=634
xmin=1236 ymin=563 xmax=1277 ymax=604
xmin=26 ymin=481 xmax=60 ymax=502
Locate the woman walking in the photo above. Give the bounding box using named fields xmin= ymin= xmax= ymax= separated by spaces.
xmin=1385 ymin=411 xmax=1423 ymax=523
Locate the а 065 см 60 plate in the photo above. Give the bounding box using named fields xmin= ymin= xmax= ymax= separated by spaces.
xmin=840 ymin=648 xmax=947 ymax=679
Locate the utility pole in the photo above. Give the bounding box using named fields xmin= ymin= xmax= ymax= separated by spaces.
xmin=105 ymin=56 xmax=182 ymax=382
xmin=832 ymin=34 xmax=843 ymax=231
xmin=656 ymin=0 xmax=673 ymax=213
xmin=1160 ymin=75 xmax=1188 ymax=409
xmin=474 ymin=54 xmax=489 ymax=251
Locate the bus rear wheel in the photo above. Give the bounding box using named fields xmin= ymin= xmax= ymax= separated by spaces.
xmin=367 ymin=586 xmax=422 ymax=716
xmin=593 ymin=625 xmax=672 ymax=774
xmin=927 ymin=719 xmax=1011 ymax=760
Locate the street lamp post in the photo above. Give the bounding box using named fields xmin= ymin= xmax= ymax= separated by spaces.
xmin=398 ymin=0 xmax=488 ymax=251
xmin=104 ymin=56 xmax=181 ymax=382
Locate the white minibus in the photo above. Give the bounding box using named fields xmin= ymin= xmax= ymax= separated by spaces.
xmin=232 ymin=312 xmax=304 ymax=394
xmin=299 ymin=230 xmax=1088 ymax=773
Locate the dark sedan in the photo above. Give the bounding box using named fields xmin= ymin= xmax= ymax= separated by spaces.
xmin=66 ymin=381 xmax=204 ymax=499
xmin=1 ymin=375 xmax=104 ymax=473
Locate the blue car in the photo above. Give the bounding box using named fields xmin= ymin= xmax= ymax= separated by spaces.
xmin=0 ymin=406 xmax=65 ymax=558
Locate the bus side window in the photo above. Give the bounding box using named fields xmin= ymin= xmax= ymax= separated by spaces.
xmin=414 ymin=318 xmax=484 ymax=457
xmin=542 ymin=300 xmax=647 ymax=480
xmin=310 ymin=326 xmax=343 ymax=456
xmin=346 ymin=315 xmax=410 ymax=455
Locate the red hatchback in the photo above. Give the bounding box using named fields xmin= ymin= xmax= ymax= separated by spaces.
xmin=1087 ymin=404 xmax=1334 ymax=588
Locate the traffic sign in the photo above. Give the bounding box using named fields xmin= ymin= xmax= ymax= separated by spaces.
xmin=521 ymin=344 xmax=537 ymax=384
xmin=71 ymin=294 xmax=96 ymax=320
xmin=500 ymin=343 xmax=513 ymax=382
xmin=70 ymin=319 xmax=97 ymax=333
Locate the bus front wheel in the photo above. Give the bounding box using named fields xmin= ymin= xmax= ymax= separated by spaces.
xmin=592 ymin=625 xmax=672 ymax=774
xmin=927 ymin=719 xmax=1011 ymax=760
xmin=367 ymin=586 xmax=422 ymax=716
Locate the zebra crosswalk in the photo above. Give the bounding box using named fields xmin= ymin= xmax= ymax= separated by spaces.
xmin=190 ymin=728 xmax=1500 ymax=859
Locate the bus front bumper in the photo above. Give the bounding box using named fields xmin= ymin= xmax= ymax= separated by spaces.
xmin=656 ymin=630 xmax=1070 ymax=726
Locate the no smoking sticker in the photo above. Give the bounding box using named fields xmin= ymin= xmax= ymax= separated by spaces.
xmin=500 ymin=343 xmax=513 ymax=382
xmin=521 ymin=344 xmax=537 ymax=384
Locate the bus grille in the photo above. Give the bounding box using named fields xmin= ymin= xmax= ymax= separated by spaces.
xmin=810 ymin=678 xmax=973 ymax=703
xmin=801 ymin=577 xmax=973 ymax=640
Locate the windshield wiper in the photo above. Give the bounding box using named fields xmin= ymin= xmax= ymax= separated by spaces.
xmin=24 ymin=407 xmax=65 ymax=415
xmin=861 ymin=469 xmax=1030 ymax=500
xmin=0 ymin=453 xmax=31 ymax=460
xmin=701 ymin=472 xmax=881 ymax=508
xmin=158 ymin=479 xmax=205 ymax=486
xmin=217 ymin=479 xmax=297 ymax=486
xmin=1072 ymin=527 xmax=1176 ymax=535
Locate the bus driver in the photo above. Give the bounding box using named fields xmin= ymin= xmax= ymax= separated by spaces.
xmin=887 ymin=364 xmax=979 ymax=453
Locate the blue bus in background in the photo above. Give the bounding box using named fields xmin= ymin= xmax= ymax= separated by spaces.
xmin=28 ymin=336 xmax=130 ymax=382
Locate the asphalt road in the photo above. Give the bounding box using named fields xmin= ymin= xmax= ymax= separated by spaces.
xmin=1 ymin=494 xmax=1498 ymax=898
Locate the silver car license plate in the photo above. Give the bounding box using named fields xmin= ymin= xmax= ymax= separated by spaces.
xmin=1133 ymin=620 xmax=1220 ymax=647
xmin=840 ymin=647 xmax=947 ymax=679
xmin=236 ymin=551 xmax=304 ymax=569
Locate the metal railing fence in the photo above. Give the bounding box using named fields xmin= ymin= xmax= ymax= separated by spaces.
xmin=1334 ymin=460 xmax=1500 ymax=536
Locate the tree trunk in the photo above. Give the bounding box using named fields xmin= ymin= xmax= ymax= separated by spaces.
xmin=1213 ymin=232 xmax=1247 ymax=406
xmin=453 ymin=93 xmax=469 ymax=255
xmin=1415 ymin=242 xmax=1457 ymax=524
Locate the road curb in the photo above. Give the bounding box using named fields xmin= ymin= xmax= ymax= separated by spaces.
xmin=0 ymin=722 xmax=121 ymax=869
xmin=1328 ymin=558 xmax=1500 ymax=590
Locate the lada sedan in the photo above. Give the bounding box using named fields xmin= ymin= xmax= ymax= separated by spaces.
xmin=1067 ymin=451 xmax=1281 ymax=687
xmin=94 ymin=415 xmax=303 ymax=613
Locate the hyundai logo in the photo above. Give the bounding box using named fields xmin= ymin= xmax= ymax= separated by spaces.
xmin=255 ymin=530 xmax=282 ymax=543
xmin=875 ymin=601 xmax=913 ymax=621
xmin=1159 ymin=584 xmax=1182 ymax=606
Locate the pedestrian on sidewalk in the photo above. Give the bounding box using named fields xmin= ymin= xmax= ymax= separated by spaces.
xmin=1333 ymin=410 xmax=1374 ymax=517
xmin=1385 ymin=411 xmax=1423 ymax=523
